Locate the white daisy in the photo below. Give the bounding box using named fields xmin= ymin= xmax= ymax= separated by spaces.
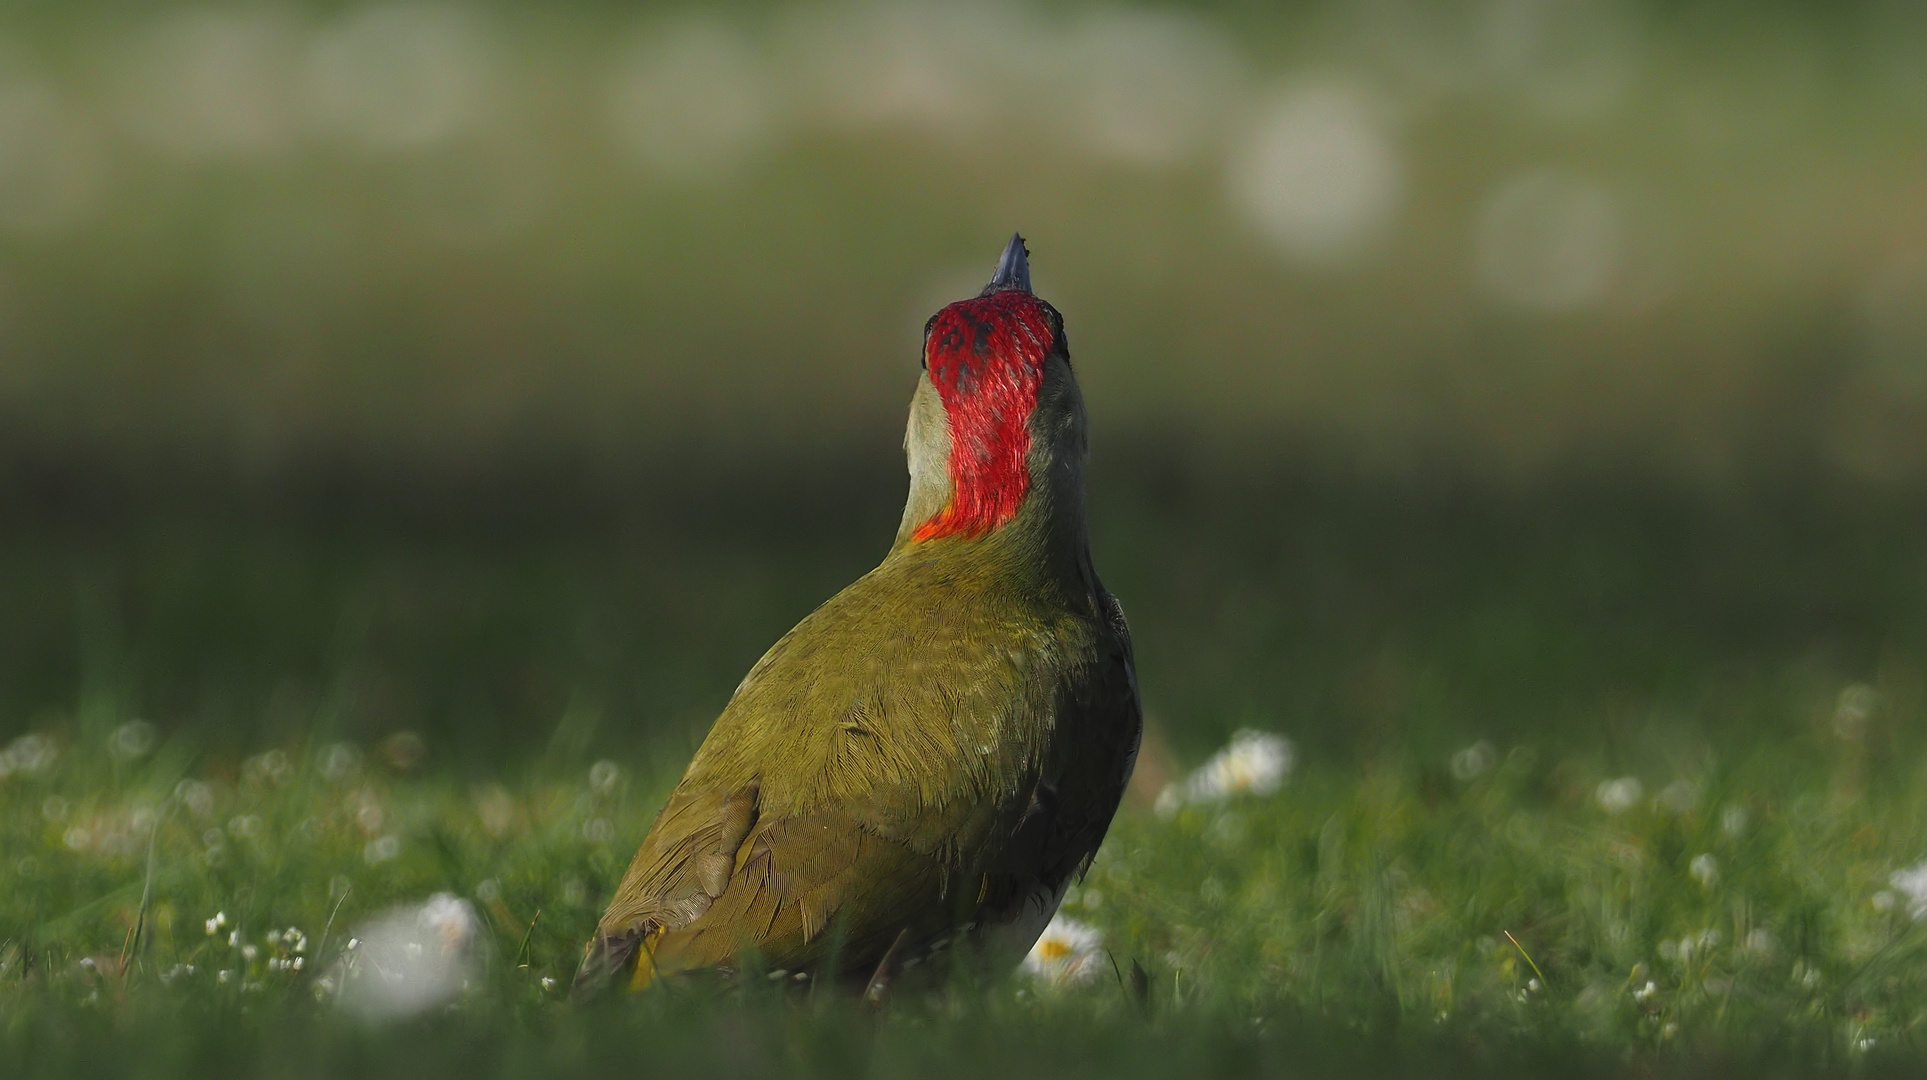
xmin=1021 ymin=912 xmax=1104 ymax=988
xmin=335 ymin=893 xmax=481 ymax=1021
xmin=1156 ymin=729 xmax=1294 ymax=815
xmin=1890 ymin=860 xmax=1927 ymax=919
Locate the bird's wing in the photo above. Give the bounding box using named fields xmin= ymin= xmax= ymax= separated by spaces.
xmin=574 ymin=783 xmax=759 ymax=992
xmin=642 ymin=808 xmax=958 ymax=980
xmin=579 ymin=781 xmax=999 ymax=991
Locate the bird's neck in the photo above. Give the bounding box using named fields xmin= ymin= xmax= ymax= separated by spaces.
xmin=889 ymin=388 xmax=1091 ymax=591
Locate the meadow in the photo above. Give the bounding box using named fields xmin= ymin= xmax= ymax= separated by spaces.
xmin=7 ymin=467 xmax=1927 ymax=1077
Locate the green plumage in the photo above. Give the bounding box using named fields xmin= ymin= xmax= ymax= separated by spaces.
xmin=577 ymin=247 xmax=1139 ymax=993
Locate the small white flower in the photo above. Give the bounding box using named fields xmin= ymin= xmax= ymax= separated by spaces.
xmin=364 ymin=836 xmax=402 ymax=864
xmin=1720 ymin=805 xmax=1748 ymax=836
xmin=1449 ymin=741 xmax=1496 ymax=781
xmin=217 ymin=969 xmax=232 ymax=984
xmin=1834 ymin=683 xmax=1877 ymax=740
xmin=588 ymin=760 xmax=622 ymax=793
xmin=1156 ymin=730 xmax=1294 ymax=815
xmin=205 ymin=911 xmax=227 ymax=935
xmin=242 ymin=945 xmax=259 ymax=962
xmin=336 ymin=893 xmax=482 ymax=1022
xmin=1021 ymin=912 xmax=1104 ymax=988
xmin=540 ymin=976 xmax=557 ymax=991
xmin=2 ymin=733 xmax=58 ymax=777
xmin=1594 ymin=777 xmax=1642 ymax=814
xmin=1633 ymin=980 xmax=1656 ymax=1002
xmin=320 ymin=743 xmax=363 ymax=782
xmin=228 ymin=930 xmax=242 ymax=948
xmin=1689 ymin=853 xmax=1719 ymax=887
xmin=1890 ymin=861 xmax=1927 ymax=919
xmin=1657 ymin=780 xmax=1697 ymax=813
xmin=108 ymin=720 xmax=156 ymax=762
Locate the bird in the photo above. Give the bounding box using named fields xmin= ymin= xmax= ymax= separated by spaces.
xmin=575 ymin=234 xmax=1141 ymax=996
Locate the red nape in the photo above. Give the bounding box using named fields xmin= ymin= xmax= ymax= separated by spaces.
xmin=913 ymin=290 xmax=1056 ymax=542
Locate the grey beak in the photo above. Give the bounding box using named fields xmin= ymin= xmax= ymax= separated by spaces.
xmin=983 ymin=233 xmax=1031 ymax=294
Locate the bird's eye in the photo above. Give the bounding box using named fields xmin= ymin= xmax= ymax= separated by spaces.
xmin=921 ymin=313 xmax=941 ymax=369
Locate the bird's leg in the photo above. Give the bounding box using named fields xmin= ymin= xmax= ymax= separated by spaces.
xmin=862 ymin=928 xmax=911 ymax=1008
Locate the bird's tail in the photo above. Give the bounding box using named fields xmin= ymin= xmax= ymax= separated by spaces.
xmin=571 ymin=925 xmax=661 ymax=999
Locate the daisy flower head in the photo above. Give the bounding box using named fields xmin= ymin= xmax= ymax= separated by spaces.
xmin=1156 ymin=729 xmax=1294 ymax=816
xmin=1022 ymin=912 xmax=1104 ymax=988
xmin=336 ymin=893 xmax=482 ymax=1021
xmin=1890 ymin=860 xmax=1927 ymax=919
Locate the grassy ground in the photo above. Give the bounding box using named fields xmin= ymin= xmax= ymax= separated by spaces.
xmin=7 ymin=678 xmax=1927 ymax=1076
xmin=6 ymin=470 xmax=1927 ymax=1076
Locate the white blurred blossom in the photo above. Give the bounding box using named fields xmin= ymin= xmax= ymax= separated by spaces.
xmin=364 ymin=835 xmax=402 ymax=864
xmin=335 ymin=893 xmax=481 ymax=1021
xmin=1889 ymin=860 xmax=1927 ymax=919
xmin=1450 ymin=741 xmax=1496 ymax=781
xmin=176 ymin=779 xmax=216 ymax=818
xmin=1720 ymin=804 xmax=1748 ymax=836
xmin=1021 ymin=912 xmax=1103 ymax=988
xmin=1688 ymin=853 xmax=1718 ymax=887
xmin=0 ymin=733 xmax=58 ymax=778
xmin=1833 ymin=684 xmax=1878 ymax=741
xmin=1227 ymin=79 xmax=1404 ymax=265
xmin=1594 ymin=776 xmax=1642 ymax=814
xmin=588 ymin=760 xmax=621 ymax=793
xmin=1156 ymin=729 xmax=1294 ymax=816
xmin=320 ymin=743 xmax=363 ymax=782
xmin=108 ymin=720 xmax=156 ymax=761
xmin=243 ymin=750 xmax=293 ymax=786
xmin=1657 ymin=780 xmax=1697 ymax=813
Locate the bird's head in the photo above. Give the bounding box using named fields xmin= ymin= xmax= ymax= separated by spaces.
xmin=898 ymin=234 xmax=1087 ymax=549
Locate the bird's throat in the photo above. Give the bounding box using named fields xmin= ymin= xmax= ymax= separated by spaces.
xmin=910 ymin=405 xmax=1034 ymax=542
xmin=912 ymin=293 xmax=1054 ymax=543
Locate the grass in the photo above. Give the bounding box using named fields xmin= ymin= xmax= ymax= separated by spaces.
xmin=6 ymin=466 xmax=1927 ymax=1076
xmin=8 ymin=693 xmax=1927 ymax=1077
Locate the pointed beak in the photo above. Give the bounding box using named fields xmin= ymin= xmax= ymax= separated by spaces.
xmin=983 ymin=232 xmax=1031 ymax=295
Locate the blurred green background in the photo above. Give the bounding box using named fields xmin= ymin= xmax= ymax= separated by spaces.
xmin=2 ymin=0 xmax=1925 ymax=777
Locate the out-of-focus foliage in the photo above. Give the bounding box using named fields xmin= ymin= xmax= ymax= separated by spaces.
xmin=0 ymin=0 xmax=1921 ymax=478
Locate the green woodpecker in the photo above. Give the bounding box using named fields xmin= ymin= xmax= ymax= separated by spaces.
xmin=576 ymin=235 xmax=1141 ymax=994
